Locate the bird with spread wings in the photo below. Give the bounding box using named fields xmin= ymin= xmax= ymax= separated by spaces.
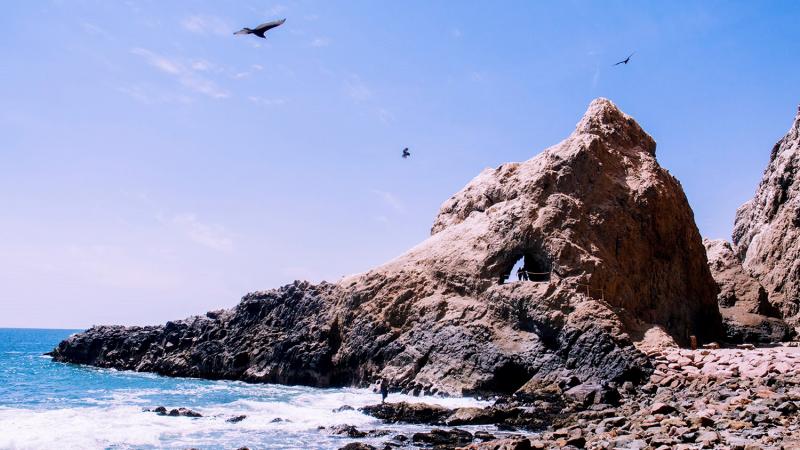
xmin=614 ymin=52 xmax=635 ymax=66
xmin=234 ymin=19 xmax=286 ymax=39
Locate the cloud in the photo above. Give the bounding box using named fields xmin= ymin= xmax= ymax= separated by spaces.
xmin=81 ymin=22 xmax=112 ymax=40
xmin=163 ymin=213 xmax=234 ymax=252
xmin=117 ymin=84 xmax=193 ymax=105
xmin=131 ymin=48 xmax=181 ymax=74
xmin=450 ymin=27 xmax=462 ymax=39
xmin=181 ymin=15 xmax=232 ymax=36
xmin=131 ymin=48 xmax=229 ymax=99
xmin=344 ymin=75 xmax=373 ymax=102
xmin=371 ymin=189 xmax=405 ymax=213
xmin=377 ymin=108 xmax=394 ymax=124
xmin=191 ymin=59 xmax=214 ymax=71
xmin=248 ymin=96 xmax=286 ymax=106
xmin=233 ymin=64 xmax=264 ymax=79
xmin=266 ymin=4 xmax=288 ymax=16
xmin=310 ymin=37 xmax=330 ymax=48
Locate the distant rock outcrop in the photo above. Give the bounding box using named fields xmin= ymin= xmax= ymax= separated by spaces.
xmin=703 ymin=239 xmax=792 ymax=343
xmin=51 ymin=99 xmax=722 ymax=395
xmin=733 ymin=105 xmax=800 ymax=330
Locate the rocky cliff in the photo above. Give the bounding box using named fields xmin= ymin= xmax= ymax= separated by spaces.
xmin=733 ymin=105 xmax=800 ymax=330
xmin=703 ymin=238 xmax=791 ymax=343
xmin=51 ymin=99 xmax=723 ymax=396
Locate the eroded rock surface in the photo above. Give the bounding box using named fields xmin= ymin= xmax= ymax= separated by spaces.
xmin=50 ymin=99 xmax=722 ymax=395
xmin=733 ymin=105 xmax=800 ymax=329
xmin=703 ymin=239 xmax=792 ymax=343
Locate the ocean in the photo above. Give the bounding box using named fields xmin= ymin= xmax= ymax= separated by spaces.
xmin=0 ymin=328 xmax=489 ymax=450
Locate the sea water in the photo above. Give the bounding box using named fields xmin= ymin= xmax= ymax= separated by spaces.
xmin=0 ymin=329 xmax=489 ymax=450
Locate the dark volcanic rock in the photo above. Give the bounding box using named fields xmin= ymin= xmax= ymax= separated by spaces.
xmin=703 ymin=239 xmax=793 ymax=343
xmin=327 ymin=425 xmax=367 ymax=438
xmin=412 ymin=428 xmax=473 ymax=447
xmin=733 ymin=104 xmax=800 ymax=331
xmin=146 ymin=406 xmax=202 ymax=418
xmin=226 ymin=414 xmax=247 ymax=423
xmin=360 ymin=402 xmax=452 ymax=425
xmin=51 ymin=98 xmax=722 ymax=394
xmin=337 ymin=444 xmax=376 ymax=450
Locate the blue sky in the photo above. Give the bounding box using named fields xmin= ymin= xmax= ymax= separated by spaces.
xmin=2 ymin=1 xmax=799 ymax=328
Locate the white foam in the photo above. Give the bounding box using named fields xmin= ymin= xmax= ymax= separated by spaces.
xmin=0 ymin=381 xmax=490 ymax=449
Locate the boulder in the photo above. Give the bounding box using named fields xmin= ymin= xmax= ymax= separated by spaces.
xmin=457 ymin=438 xmax=532 ymax=450
xmin=337 ymin=444 xmax=376 ymax=450
xmin=412 ymin=428 xmax=473 ymax=447
xmin=733 ymin=104 xmax=800 ymax=330
xmin=360 ymin=402 xmax=452 ymax=425
xmin=146 ymin=406 xmax=202 ymax=418
xmin=50 ymin=98 xmax=721 ymax=394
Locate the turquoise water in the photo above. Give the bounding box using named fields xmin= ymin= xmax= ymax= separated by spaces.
xmin=0 ymin=328 xmax=488 ymax=450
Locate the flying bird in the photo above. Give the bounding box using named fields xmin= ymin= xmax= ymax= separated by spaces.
xmin=402 ymin=148 xmax=410 ymax=159
xmin=234 ymin=19 xmax=286 ymax=39
xmin=614 ymin=52 xmax=635 ymax=66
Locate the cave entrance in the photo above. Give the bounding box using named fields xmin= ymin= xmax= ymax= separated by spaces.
xmin=501 ymin=251 xmax=552 ymax=284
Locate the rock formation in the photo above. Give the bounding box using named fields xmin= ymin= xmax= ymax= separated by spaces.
xmin=733 ymin=105 xmax=800 ymax=330
xmin=50 ymin=98 xmax=722 ymax=396
xmin=703 ymin=239 xmax=792 ymax=343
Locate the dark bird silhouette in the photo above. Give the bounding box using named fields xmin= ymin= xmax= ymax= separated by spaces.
xmin=402 ymin=148 xmax=410 ymax=159
xmin=614 ymin=52 xmax=635 ymax=66
xmin=234 ymin=19 xmax=286 ymax=39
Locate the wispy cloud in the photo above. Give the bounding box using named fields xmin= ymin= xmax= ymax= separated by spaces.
xmin=181 ymin=15 xmax=232 ymax=36
xmin=131 ymin=48 xmax=229 ymax=99
xmin=344 ymin=75 xmax=373 ymax=102
xmin=163 ymin=213 xmax=234 ymax=252
xmin=266 ymin=4 xmax=288 ymax=16
xmin=371 ymin=189 xmax=405 ymax=213
xmin=81 ymin=22 xmax=113 ymax=40
xmin=132 ymin=48 xmax=180 ymax=74
xmin=117 ymin=84 xmax=193 ymax=105
xmin=450 ymin=27 xmax=462 ymax=39
xmin=233 ymin=64 xmax=264 ymax=79
xmin=377 ymin=108 xmax=394 ymax=124
xmin=248 ymin=96 xmax=286 ymax=106
xmin=310 ymin=37 xmax=330 ymax=48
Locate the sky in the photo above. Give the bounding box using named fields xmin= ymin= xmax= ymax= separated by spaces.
xmin=1 ymin=1 xmax=799 ymax=328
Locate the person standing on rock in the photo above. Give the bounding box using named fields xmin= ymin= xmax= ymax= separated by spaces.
xmin=380 ymin=378 xmax=389 ymax=403
xmin=517 ymin=266 xmax=528 ymax=281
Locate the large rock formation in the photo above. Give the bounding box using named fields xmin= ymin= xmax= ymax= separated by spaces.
xmin=51 ymin=99 xmax=722 ymax=395
xmin=733 ymin=105 xmax=800 ymax=330
xmin=703 ymin=238 xmax=792 ymax=343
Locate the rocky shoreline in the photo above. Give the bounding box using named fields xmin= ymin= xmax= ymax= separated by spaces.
xmin=332 ymin=344 xmax=800 ymax=449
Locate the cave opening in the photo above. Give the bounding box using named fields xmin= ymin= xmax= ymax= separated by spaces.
xmin=500 ymin=251 xmax=552 ymax=284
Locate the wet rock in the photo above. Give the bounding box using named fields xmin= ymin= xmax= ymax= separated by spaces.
xmin=327 ymin=425 xmax=367 ymax=438
xmin=167 ymin=408 xmax=202 ymax=418
xmin=445 ymin=407 xmax=520 ymax=426
xmin=226 ymin=415 xmax=247 ymax=423
xmin=412 ymin=428 xmax=473 ymax=447
xmin=361 ymin=402 xmax=452 ymax=425
xmin=337 ymin=444 xmax=376 ymax=450
xmin=147 ymin=406 xmax=201 ymax=418
xmin=473 ymin=431 xmax=496 ymax=442
xmin=333 ymin=405 xmax=355 ymax=413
